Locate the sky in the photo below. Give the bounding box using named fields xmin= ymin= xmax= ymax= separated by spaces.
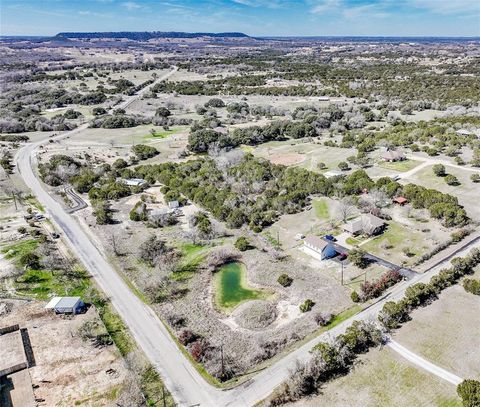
xmin=1 ymin=0 xmax=480 ymax=37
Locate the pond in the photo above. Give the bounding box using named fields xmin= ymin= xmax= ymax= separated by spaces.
xmin=215 ymin=262 xmax=267 ymax=310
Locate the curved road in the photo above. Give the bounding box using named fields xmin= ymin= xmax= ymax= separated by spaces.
xmin=15 ymin=68 xmax=480 ymax=406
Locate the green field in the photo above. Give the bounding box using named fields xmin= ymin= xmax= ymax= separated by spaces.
xmin=378 ymin=159 xmax=421 ymax=172
xmin=360 ymin=221 xmax=428 ymax=264
xmin=313 ymin=199 xmax=330 ymax=220
xmin=143 ymin=126 xmax=187 ymax=140
xmin=214 ymin=262 xmax=268 ymax=310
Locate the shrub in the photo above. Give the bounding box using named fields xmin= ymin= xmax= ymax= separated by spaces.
xmin=349 ymin=249 xmax=368 ymax=269
xmin=234 ymin=237 xmax=250 ymax=251
xmin=470 ymin=174 xmax=480 ymax=183
xmin=457 ymin=379 xmax=480 ymax=407
xmin=132 ymin=144 xmax=159 ymax=160
xmin=445 ymin=174 xmax=459 ymax=186
xmin=350 ymin=291 xmax=360 ymax=302
xmin=299 ymin=299 xmax=315 ymax=312
xmin=432 ymin=164 xmax=446 ymax=176
xmin=277 ymin=273 xmax=293 ymax=287
xmin=19 ymin=252 xmax=41 ymax=269
xmin=314 ymin=312 xmax=334 ymax=326
xmin=463 ymin=278 xmax=480 ymax=295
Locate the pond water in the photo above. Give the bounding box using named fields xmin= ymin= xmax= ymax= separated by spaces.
xmin=216 ymin=262 xmax=265 ymax=309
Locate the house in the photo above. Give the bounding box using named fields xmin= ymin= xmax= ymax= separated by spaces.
xmin=168 ymin=200 xmax=180 ymax=209
xmin=303 ymin=235 xmax=337 ymax=260
xmin=393 ymin=196 xmax=408 ymax=205
xmin=323 ymin=170 xmax=343 ymax=178
xmin=382 ymin=149 xmax=405 ymax=162
xmin=118 ymin=178 xmax=148 ymax=188
xmin=343 ymin=214 xmax=386 ymax=236
xmin=456 ymin=129 xmax=471 ymax=136
xmin=45 ymin=297 xmax=85 ymax=314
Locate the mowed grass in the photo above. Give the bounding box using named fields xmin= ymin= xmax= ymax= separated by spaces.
xmin=313 ymin=198 xmax=330 ymax=220
xmin=378 ymin=159 xmax=421 ymax=172
xmin=292 ymin=347 xmax=461 ymax=407
xmin=360 ymin=221 xmax=428 ymax=265
xmin=214 ymin=262 xmax=269 ymax=311
xmin=143 ymin=126 xmax=187 ymax=140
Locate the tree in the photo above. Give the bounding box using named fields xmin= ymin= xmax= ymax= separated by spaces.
xmin=336 ymin=197 xmax=355 ymax=223
xmin=471 ymin=174 xmax=480 ymax=183
xmin=338 ymin=161 xmax=349 ymax=171
xmin=299 ymin=299 xmax=315 ymax=312
xmin=92 ymin=200 xmax=114 ymax=225
xmin=432 ymin=164 xmax=446 ymax=177
xmin=457 ymin=379 xmax=480 ymax=407
xmin=234 ymin=237 xmax=250 ymax=251
xmin=277 ymin=274 xmax=293 ymax=287
xmin=155 ymin=107 xmax=171 ymax=118
xmin=349 ymin=249 xmax=368 ymax=269
xmin=19 ymin=252 xmax=41 ymax=269
xmin=445 ymin=174 xmax=459 ymax=186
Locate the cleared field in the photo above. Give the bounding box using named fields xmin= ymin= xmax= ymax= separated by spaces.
xmin=394 ymin=268 xmax=480 ymax=380
xmin=252 ymin=140 xmax=357 ymax=172
xmin=377 ymin=159 xmax=422 ymax=172
xmin=405 ymin=164 xmax=480 ymax=221
xmin=291 ymin=347 xmax=461 ymax=407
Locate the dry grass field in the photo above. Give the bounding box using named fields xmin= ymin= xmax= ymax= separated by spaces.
xmin=289 ymin=347 xmax=461 ymax=407
xmin=393 ymin=268 xmax=480 ymax=380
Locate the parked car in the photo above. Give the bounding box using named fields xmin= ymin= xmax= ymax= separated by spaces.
xmin=338 ymin=253 xmax=348 ymax=261
xmin=51 ymin=232 xmax=60 ymax=239
xmin=324 ymin=234 xmax=337 ymax=242
xmin=34 ymin=214 xmax=45 ymax=220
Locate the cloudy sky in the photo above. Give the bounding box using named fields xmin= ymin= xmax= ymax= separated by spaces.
xmin=1 ymin=0 xmax=479 ymax=36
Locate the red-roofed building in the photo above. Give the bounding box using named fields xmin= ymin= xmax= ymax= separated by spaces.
xmin=393 ymin=196 xmax=408 ymax=205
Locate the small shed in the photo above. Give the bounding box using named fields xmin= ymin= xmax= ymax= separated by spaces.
xmin=168 ymin=200 xmax=180 ymax=209
xmin=304 ymin=236 xmax=337 ymax=260
xmin=45 ymin=297 xmax=84 ymax=314
xmin=324 ymin=170 xmax=343 ymax=179
xmin=393 ymin=196 xmax=408 ymax=205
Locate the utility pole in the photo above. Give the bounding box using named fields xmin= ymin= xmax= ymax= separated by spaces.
xmin=12 ymin=192 xmax=17 ymax=211
xmin=220 ymin=342 xmax=225 ymax=380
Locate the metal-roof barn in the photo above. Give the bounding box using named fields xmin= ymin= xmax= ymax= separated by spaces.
xmin=45 ymin=297 xmax=84 ymax=314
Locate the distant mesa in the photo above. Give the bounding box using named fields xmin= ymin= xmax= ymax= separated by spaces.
xmin=55 ymin=31 xmax=250 ymax=40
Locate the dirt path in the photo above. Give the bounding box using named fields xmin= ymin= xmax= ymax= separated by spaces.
xmin=387 ymin=339 xmax=463 ymax=386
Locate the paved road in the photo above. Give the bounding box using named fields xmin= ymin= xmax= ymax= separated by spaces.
xmin=387 ymin=339 xmax=463 ymax=386
xmin=14 ymin=66 xmax=480 ymax=406
xmin=64 ymin=187 xmax=87 ymax=213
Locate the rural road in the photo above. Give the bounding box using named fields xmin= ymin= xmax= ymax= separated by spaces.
xmin=387 ymin=339 xmax=463 ymax=386
xmin=14 ymin=67 xmax=479 ymax=406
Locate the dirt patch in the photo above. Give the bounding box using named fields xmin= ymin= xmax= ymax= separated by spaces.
xmin=269 ymin=153 xmax=306 ymax=166
xmin=233 ymin=300 xmax=278 ymax=330
xmin=0 ymin=300 xmax=133 ymax=406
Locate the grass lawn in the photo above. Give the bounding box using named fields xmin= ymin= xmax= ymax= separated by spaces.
xmin=313 ymin=198 xmax=330 ymax=220
xmin=14 ymin=267 xmax=91 ymax=300
xmin=1 ymin=239 xmax=39 ymax=262
xmin=171 ymin=242 xmax=214 ymax=281
xmin=214 ymin=262 xmax=270 ymax=311
xmin=378 ymin=159 xmax=421 ymax=172
xmin=143 ymin=126 xmax=187 ymax=140
xmin=292 ymin=347 xmax=461 ymax=407
xmin=360 ymin=221 xmax=427 ymax=265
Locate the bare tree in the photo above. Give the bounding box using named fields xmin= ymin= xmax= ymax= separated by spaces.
xmin=336 ymin=197 xmax=356 ymax=223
